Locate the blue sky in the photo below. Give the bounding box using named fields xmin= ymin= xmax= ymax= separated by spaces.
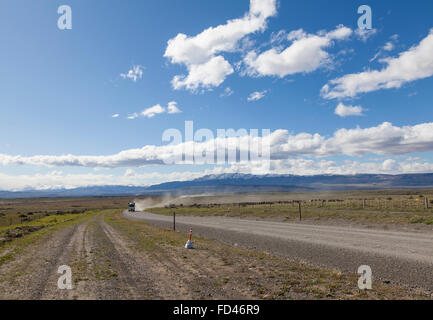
xmin=0 ymin=0 xmax=433 ymax=190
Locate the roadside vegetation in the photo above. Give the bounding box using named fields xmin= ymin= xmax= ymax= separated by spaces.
xmin=0 ymin=210 xmax=96 ymax=266
xmin=0 ymin=197 xmax=130 ymax=226
xmin=148 ymin=194 xmax=433 ymax=226
xmin=105 ymin=211 xmax=430 ymax=300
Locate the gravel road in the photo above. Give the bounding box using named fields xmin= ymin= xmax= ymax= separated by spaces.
xmin=124 ymin=211 xmax=433 ymax=291
xmin=0 ymin=212 xmax=282 ymax=299
xmin=0 ymin=215 xmax=161 ymax=299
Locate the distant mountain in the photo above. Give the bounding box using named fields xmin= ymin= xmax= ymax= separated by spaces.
xmin=1 ymin=173 xmax=433 ymax=198
xmin=146 ymin=173 xmax=433 ymax=191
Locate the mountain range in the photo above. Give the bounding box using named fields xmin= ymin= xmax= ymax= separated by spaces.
xmin=1 ymin=173 xmax=433 ymax=198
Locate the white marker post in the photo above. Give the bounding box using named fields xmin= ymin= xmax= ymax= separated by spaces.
xmin=185 ymin=227 xmax=194 ymax=249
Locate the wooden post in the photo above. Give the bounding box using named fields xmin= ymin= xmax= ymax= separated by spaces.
xmin=363 ymin=199 xmax=365 ymax=209
xmin=298 ymin=201 xmax=302 ymax=221
xmin=425 ymin=197 xmax=429 ymax=210
xmin=173 ymin=211 xmax=176 ymax=231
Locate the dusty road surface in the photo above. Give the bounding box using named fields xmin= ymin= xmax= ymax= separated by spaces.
xmin=125 ymin=211 xmax=433 ymax=291
xmin=0 ymin=214 xmax=159 ymax=299
xmin=0 ymin=210 xmax=430 ymax=299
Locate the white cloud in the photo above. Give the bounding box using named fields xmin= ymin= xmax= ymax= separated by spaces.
xmin=141 ymin=104 xmax=166 ymax=118
xmin=111 ymin=114 xmax=120 ymax=118
xmin=334 ymin=103 xmax=365 ymax=117
xmin=245 ymin=26 xmax=352 ymax=76
xmin=164 ymin=0 xmax=277 ymax=91
xmin=326 ymin=26 xmax=353 ymax=40
xmin=127 ymin=113 xmax=139 ymax=120
xmin=0 ymin=170 xmax=210 ymax=191
xmin=120 ymin=65 xmax=144 ymax=82
xmin=370 ymin=35 xmax=398 ymax=62
xmin=231 ymin=158 xmax=433 ymax=176
xmin=3 ymin=122 xmax=433 ymax=168
xmin=3 ymin=157 xmax=433 ymax=191
xmin=382 ymin=41 xmax=395 ymax=51
xmin=171 ymin=56 xmax=234 ymax=91
xmin=322 ymin=29 xmax=433 ymax=99
xmin=220 ymin=87 xmax=235 ymax=97
xmin=127 ymin=102 xmax=182 ymax=119
xmin=247 ymin=90 xmax=267 ymax=101
xmin=355 ymin=28 xmax=377 ymax=42
xmin=167 ymin=101 xmax=182 ymax=114
xmin=243 ymin=25 xmax=352 ymax=78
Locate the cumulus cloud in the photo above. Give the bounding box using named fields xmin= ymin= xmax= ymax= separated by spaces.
xmin=0 ymin=170 xmax=211 ymax=191
xmin=231 ymin=158 xmax=433 ymax=176
xmin=243 ymin=25 xmax=352 ymax=78
xmin=120 ymin=65 xmax=144 ymax=82
xmin=111 ymin=114 xmax=120 ymax=118
xmin=322 ymin=29 xmax=433 ymax=99
xmin=247 ymin=90 xmax=267 ymax=101
xmin=164 ymin=0 xmax=277 ymax=91
xmin=334 ymin=103 xmax=365 ymax=117
xmin=3 ymin=122 xmax=433 ymax=168
xmin=128 ymin=101 xmax=182 ymax=119
xmin=171 ymin=56 xmax=234 ymax=90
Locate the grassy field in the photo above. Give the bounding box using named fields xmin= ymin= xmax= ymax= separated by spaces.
xmin=0 ymin=196 xmax=129 ymax=227
xmin=147 ymin=191 xmax=433 ymax=226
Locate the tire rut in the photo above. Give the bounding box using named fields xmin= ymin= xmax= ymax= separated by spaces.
xmin=93 ymin=217 xmax=158 ymax=299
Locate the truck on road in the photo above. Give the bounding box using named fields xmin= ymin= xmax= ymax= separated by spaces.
xmin=128 ymin=202 xmax=136 ymax=212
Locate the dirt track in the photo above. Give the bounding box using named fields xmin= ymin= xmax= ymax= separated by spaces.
xmin=124 ymin=211 xmax=433 ymax=291
xmin=0 ymin=215 xmax=158 ymax=299
xmin=0 ymin=213 xmax=290 ymax=300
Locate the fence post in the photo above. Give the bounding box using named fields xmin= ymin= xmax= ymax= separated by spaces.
xmin=426 ymin=198 xmax=429 ymax=210
xmin=298 ymin=201 xmax=302 ymax=221
xmin=173 ymin=211 xmax=176 ymax=231
xmin=363 ymin=199 xmax=365 ymax=209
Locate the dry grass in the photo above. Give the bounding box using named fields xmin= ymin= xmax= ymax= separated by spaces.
xmin=148 ymin=193 xmax=433 ymax=226
xmin=105 ymin=211 xmax=430 ymax=300
xmin=0 ymin=197 xmax=128 ymax=227
xmin=0 ymin=210 xmax=96 ymax=266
